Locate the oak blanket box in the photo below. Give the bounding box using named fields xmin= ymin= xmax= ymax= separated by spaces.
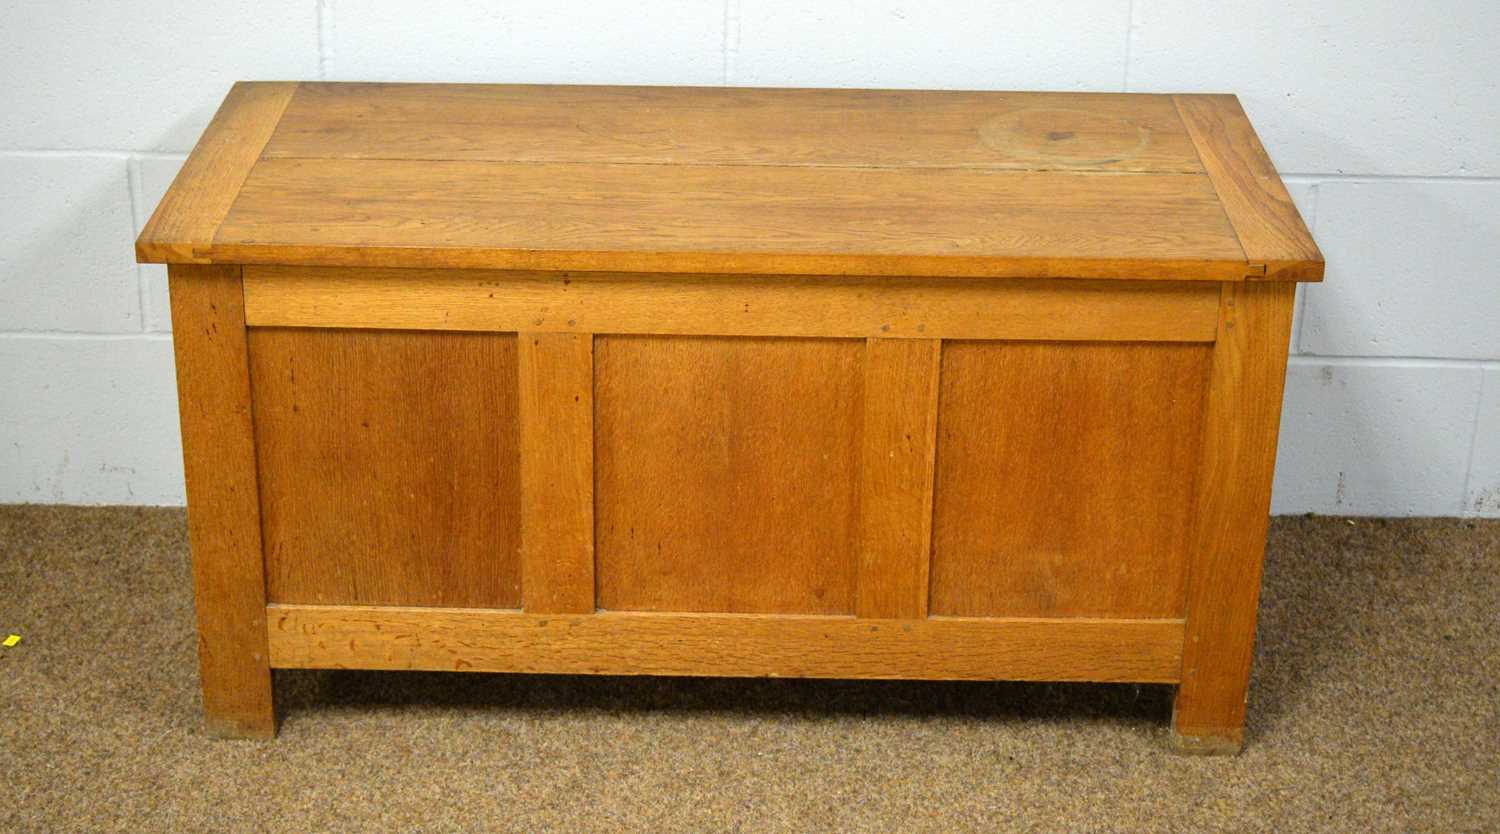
xmin=136 ymin=82 xmax=1323 ymax=753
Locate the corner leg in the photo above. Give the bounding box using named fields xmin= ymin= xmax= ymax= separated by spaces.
xmin=1171 ymin=282 xmax=1296 ymax=755
xmin=1170 ymin=699 xmax=1246 ymax=755
xmin=198 ymin=645 xmax=275 ymax=740
xmin=169 ymin=265 xmax=277 ymax=739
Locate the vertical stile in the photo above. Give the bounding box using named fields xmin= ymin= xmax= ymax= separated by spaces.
xmin=518 ymin=332 xmax=597 ymax=614
xmin=856 ymin=338 xmax=943 ymax=619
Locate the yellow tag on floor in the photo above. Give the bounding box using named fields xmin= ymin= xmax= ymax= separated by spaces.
xmin=2 ymin=635 xmax=19 ymax=648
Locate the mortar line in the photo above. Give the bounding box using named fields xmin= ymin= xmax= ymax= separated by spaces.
xmin=0 ymin=332 xmax=174 ymax=342
xmin=1282 ymin=172 xmax=1500 ymax=184
xmin=125 ymin=158 xmax=149 ymax=333
xmin=0 ymin=149 xmax=188 ymax=160
xmin=1459 ymin=371 xmax=1488 ymax=516
xmin=1288 ymin=354 xmax=1500 ymax=370
xmin=1290 ymin=181 xmax=1319 ymax=354
xmin=720 ymin=0 xmax=740 ymax=85
xmin=317 ymin=0 xmax=332 ymax=80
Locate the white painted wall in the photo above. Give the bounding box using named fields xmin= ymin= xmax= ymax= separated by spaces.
xmin=2 ymin=0 xmax=1496 ymax=515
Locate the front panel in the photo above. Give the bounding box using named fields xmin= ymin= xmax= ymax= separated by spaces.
xmin=249 ymin=327 xmax=523 ymax=608
xmin=241 ymin=268 xmax=1221 ymax=686
xmin=930 ymin=341 xmax=1211 ymax=619
xmin=594 ymin=335 xmax=864 ymax=614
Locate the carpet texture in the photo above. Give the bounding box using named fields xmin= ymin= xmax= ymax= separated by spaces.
xmin=1 ymin=506 xmax=1496 ymax=832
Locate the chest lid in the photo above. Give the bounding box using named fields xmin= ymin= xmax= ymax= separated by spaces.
xmin=137 ymin=82 xmax=1321 ymax=282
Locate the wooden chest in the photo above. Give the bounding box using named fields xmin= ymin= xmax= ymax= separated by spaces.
xmin=137 ymin=82 xmax=1322 ymax=753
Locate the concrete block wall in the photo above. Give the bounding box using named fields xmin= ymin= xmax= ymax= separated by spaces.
xmin=2 ymin=0 xmax=1497 ymax=515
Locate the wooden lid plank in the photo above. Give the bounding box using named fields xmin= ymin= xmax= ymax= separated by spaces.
xmin=1174 ymin=94 xmax=1324 ymax=281
xmin=266 ymin=83 xmax=1206 ymax=174
xmin=135 ymin=82 xmax=298 ymax=265
xmin=213 ymin=158 xmax=1245 ymax=279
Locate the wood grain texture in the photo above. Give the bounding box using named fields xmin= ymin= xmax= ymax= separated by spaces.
xmin=141 ymin=83 xmax=1321 ymax=283
xmin=931 ymin=341 xmax=1212 ymax=620
xmin=595 ymin=336 xmax=863 ymax=614
xmin=1175 ymin=95 xmax=1324 ymax=282
xmin=517 ymin=333 xmax=596 ymax=614
xmin=266 ymin=83 xmax=1204 ymax=173
xmin=166 ymin=265 xmax=275 ymax=738
xmin=209 ymin=158 xmax=1247 ymax=279
xmin=145 ymin=82 xmax=1319 ymax=745
xmin=242 ymin=266 xmax=1222 ymax=342
xmin=1173 ymin=282 xmax=1297 ymax=752
xmin=857 ymin=339 xmax=941 ymax=619
xmin=268 ymin=604 xmax=1187 ymax=684
xmin=136 ymin=82 xmax=297 ymax=264
xmin=248 ymin=328 xmax=521 ymax=608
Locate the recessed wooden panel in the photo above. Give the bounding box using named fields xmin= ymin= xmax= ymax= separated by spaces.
xmin=249 ymin=327 xmax=521 ymax=608
xmin=931 ymin=341 xmax=1212 ymax=619
xmin=595 ymin=336 xmax=863 ymax=614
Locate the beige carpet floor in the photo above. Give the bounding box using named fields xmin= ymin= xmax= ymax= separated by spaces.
xmin=0 ymin=506 xmax=1496 ymax=833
